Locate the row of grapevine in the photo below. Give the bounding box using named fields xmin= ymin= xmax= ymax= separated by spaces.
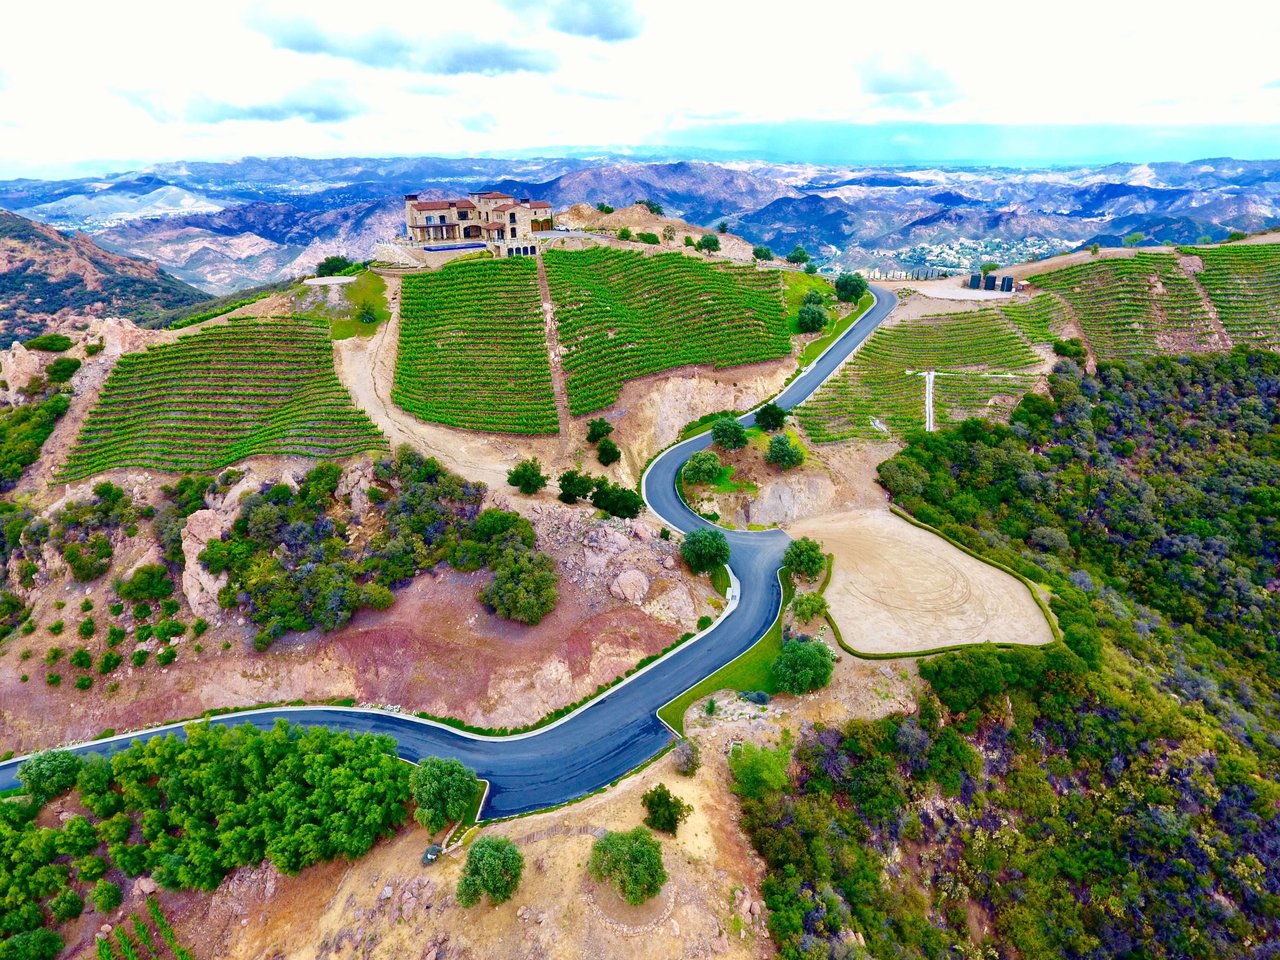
xmin=1182 ymin=244 xmax=1280 ymax=349
xmin=1029 ymin=253 xmax=1218 ymax=360
xmin=97 ymin=903 xmax=197 ymax=960
xmin=394 ymin=258 xmax=559 ymax=434
xmin=58 ymin=316 xmax=387 ymax=481
xmin=543 ymin=247 xmax=791 ymax=415
xmin=798 ymin=307 xmax=1042 ymax=442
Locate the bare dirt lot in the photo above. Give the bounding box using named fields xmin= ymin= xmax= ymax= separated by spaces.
xmin=788 ymin=510 xmax=1054 ymax=654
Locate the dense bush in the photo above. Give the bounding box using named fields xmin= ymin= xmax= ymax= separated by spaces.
xmin=795 ymin=303 xmax=826 ymax=333
xmin=588 ymin=828 xmax=667 ymax=905
xmin=589 ymin=478 xmax=644 ymax=519
xmin=410 ymin=757 xmax=478 ymax=832
xmin=790 ymin=592 xmax=828 ymax=623
xmin=682 ymin=450 xmax=722 ymax=485
xmin=115 ymin=564 xmax=174 ymax=602
xmin=752 ymin=245 xmax=774 ymax=261
xmin=17 ymin=749 xmax=82 ymax=802
xmin=696 ymin=234 xmax=720 ymax=253
xmin=22 ymin=333 xmax=73 ymax=352
xmin=201 ymin=451 xmax=559 ymax=645
xmin=596 ymin=437 xmax=621 ymax=466
xmin=0 ymin=392 xmax=69 ymax=486
xmin=641 ymin=783 xmax=692 ymax=835
xmin=764 ymin=434 xmax=804 ymax=469
xmin=710 ymin=417 xmax=747 ymax=451
xmin=456 ymin=836 xmax=523 ymax=907
xmin=782 ymin=537 xmax=825 ymax=580
xmin=45 ymin=357 xmax=81 ymax=383
xmin=770 ymin=637 xmax=835 ymax=694
xmin=680 ymin=528 xmax=730 ymax=574
xmin=673 ymin=739 xmax=701 ymax=776
xmin=556 ymin=469 xmax=596 ymax=504
xmin=316 ymin=255 xmax=353 ymax=277
xmin=835 ymin=272 xmax=868 ymax=302
xmin=786 ymin=245 xmax=810 ymax=265
xmin=507 ymin=458 xmax=548 ymax=495
xmin=586 ymin=417 xmax=613 ymax=443
xmin=754 ymin=401 xmax=786 ymax=432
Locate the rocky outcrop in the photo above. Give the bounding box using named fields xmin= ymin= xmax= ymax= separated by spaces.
xmin=746 ymin=470 xmax=838 ymax=526
xmin=0 ymin=341 xmax=41 ymax=400
xmin=181 ymin=509 xmax=228 ymax=619
xmin=609 ymin=569 xmax=650 ymax=604
xmin=336 ymin=460 xmax=375 ymax=518
xmin=644 ymin=584 xmax=696 ymax=625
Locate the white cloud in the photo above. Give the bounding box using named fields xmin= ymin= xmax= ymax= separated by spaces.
xmin=0 ymin=0 xmax=1276 ymax=177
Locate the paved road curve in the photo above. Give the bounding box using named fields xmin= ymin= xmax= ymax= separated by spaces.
xmin=0 ymin=285 xmax=895 ymax=817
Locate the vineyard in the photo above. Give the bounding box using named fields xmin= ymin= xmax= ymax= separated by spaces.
xmin=544 ymin=247 xmax=791 ymax=414
xmin=95 ymin=899 xmax=197 ymax=960
xmin=1183 ymin=244 xmax=1280 ymax=349
xmin=1029 ymin=253 xmax=1218 ymax=359
xmin=58 ymin=317 xmax=387 ymax=481
xmin=798 ymin=303 xmax=1045 ymax=442
xmin=394 ymin=258 xmax=559 ymax=434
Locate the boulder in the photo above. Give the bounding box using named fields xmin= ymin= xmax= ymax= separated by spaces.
xmin=181 ymin=509 xmax=229 ymax=619
xmin=336 ymin=461 xmax=375 ymax=519
xmin=609 ymin=569 xmax=650 ymax=604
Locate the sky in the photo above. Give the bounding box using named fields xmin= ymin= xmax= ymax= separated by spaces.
xmin=1 ymin=0 xmax=1278 ymax=178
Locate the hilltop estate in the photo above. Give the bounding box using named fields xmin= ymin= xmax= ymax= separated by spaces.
xmin=403 ymin=190 xmax=554 ymax=257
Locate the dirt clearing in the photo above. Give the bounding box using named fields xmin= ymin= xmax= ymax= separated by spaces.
xmin=788 ymin=510 xmax=1054 ymax=654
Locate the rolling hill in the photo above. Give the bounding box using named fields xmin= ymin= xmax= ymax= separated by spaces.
xmin=0 ymin=210 xmax=207 ymax=346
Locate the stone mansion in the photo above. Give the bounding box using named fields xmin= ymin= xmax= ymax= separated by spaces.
xmin=403 ymin=190 xmax=553 ymax=258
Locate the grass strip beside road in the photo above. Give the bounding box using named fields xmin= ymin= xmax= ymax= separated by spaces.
xmin=799 ymin=291 xmax=874 ymax=366
xmin=658 ymin=568 xmax=793 ymax=736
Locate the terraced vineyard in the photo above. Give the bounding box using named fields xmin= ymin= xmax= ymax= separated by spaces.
xmin=1184 ymin=244 xmax=1280 ymax=349
xmin=58 ymin=317 xmax=386 ymax=480
xmin=798 ymin=305 xmax=1043 ymax=442
xmin=394 ymin=258 xmax=559 ymax=433
xmin=544 ymin=247 xmax=790 ymax=414
xmin=999 ymin=292 xmax=1073 ymax=344
xmin=1030 ymin=253 xmax=1218 ymax=359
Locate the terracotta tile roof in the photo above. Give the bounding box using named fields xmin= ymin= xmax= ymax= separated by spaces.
xmin=481 ymin=221 xmax=506 ymax=230
xmin=456 ymin=199 xmax=476 ymax=209
xmin=412 ymin=200 xmax=454 ymax=211
xmin=493 ymin=203 xmax=520 ymax=213
xmin=474 ymin=191 xmax=514 ymax=200
xmin=527 ymin=200 xmax=552 ymax=209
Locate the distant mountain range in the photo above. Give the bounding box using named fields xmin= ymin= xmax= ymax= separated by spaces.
xmin=1 ymin=155 xmax=1278 ymax=293
xmin=0 ymin=210 xmax=206 ymax=346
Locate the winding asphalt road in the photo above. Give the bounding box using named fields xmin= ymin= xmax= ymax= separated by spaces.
xmin=0 ymin=284 xmax=895 ymax=817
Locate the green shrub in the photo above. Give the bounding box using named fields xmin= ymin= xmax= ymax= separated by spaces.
xmin=589 ymin=828 xmax=667 ymax=905
xmin=617 ymin=227 xmax=633 ymax=241
xmin=796 ymin=304 xmax=826 ymax=333
xmin=117 ymin=564 xmax=174 ymax=602
xmin=786 ymin=245 xmax=810 ymax=265
xmin=728 ymin=740 xmax=791 ymax=798
xmin=62 ymin=534 xmax=112 ymax=582
xmin=783 ymin=537 xmax=825 ymax=580
xmin=74 ymin=675 xmax=92 ymax=690
xmin=835 ymin=272 xmax=868 ymax=302
xmin=771 ymin=638 xmax=836 ymax=694
xmin=132 ymin=603 xmax=151 ymax=620
xmin=46 ymin=357 xmax=82 ymax=383
xmin=480 ymin=548 xmax=559 ymax=625
xmin=696 ymin=234 xmax=720 ymax=253
xmin=557 ymin=469 xmax=596 ymax=504
xmin=641 ymin=783 xmax=692 ymax=835
xmin=70 ymin=648 xmax=92 ymax=670
xmin=410 ymin=757 xmax=479 ymax=832
xmin=131 ymin=650 xmax=148 ymax=667
xmin=17 ymin=748 xmax=82 ymax=801
xmin=49 ymin=619 xmax=64 ymax=635
xmin=752 ymin=245 xmax=774 ymax=261
xmin=23 ymin=333 xmax=73 ymax=352
xmin=682 ymin=450 xmax=722 ymax=485
xmin=156 ymin=647 xmax=177 ymax=667
xmin=754 ymin=402 xmax=787 ymax=432
xmin=507 ymin=458 xmax=548 ymax=495
xmin=456 ymin=836 xmax=524 ymax=907
xmin=710 ymin=417 xmax=747 ymax=451
xmin=78 ymin=617 xmax=95 ymax=639
xmin=681 ymin=528 xmax=731 ymax=574
xmin=160 ymin=599 xmax=180 ymax=618
xmin=99 ymin=652 xmax=123 ymax=674
xmin=596 ymin=437 xmax=621 ymax=466
xmin=586 ymin=418 xmax=614 ymax=443
xmin=636 ymin=232 xmax=660 ymax=245
xmin=791 ymin=592 xmax=828 ymax=623
xmin=92 ymin=880 xmax=123 ymax=913
xmin=764 ymin=434 xmax=804 ymax=470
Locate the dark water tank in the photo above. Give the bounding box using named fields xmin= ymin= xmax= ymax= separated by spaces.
xmin=969 ymin=274 xmax=982 ymax=289
xmin=984 ymin=274 xmax=997 ymax=290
